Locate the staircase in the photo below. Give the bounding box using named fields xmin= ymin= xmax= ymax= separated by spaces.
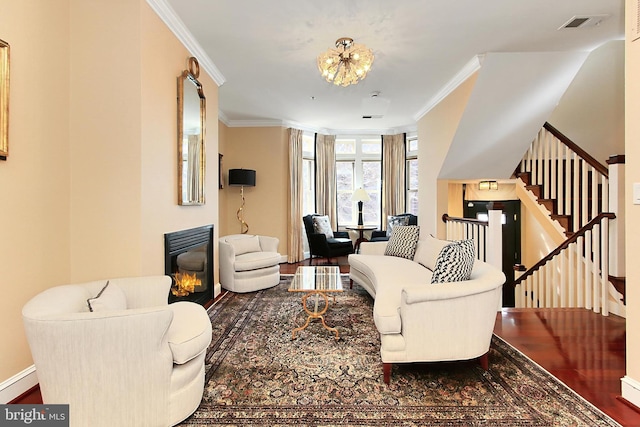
xmin=513 ymin=123 xmax=624 ymax=317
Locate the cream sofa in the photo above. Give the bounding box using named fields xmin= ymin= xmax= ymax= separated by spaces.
xmin=22 ymin=276 xmax=212 ymax=427
xmin=219 ymin=234 xmax=281 ymax=293
xmin=348 ymin=236 xmax=505 ymax=384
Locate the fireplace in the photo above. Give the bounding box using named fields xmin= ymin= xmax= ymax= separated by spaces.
xmin=164 ymin=224 xmax=214 ymax=306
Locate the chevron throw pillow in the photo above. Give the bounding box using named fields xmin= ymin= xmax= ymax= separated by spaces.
xmin=384 ymin=225 xmax=420 ymax=260
xmin=431 ymin=239 xmax=475 ymax=283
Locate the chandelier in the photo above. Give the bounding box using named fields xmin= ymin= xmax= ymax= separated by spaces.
xmin=317 ymin=37 xmax=374 ymax=87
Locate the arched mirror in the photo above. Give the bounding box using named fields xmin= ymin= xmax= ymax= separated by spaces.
xmin=178 ymin=57 xmax=206 ymax=205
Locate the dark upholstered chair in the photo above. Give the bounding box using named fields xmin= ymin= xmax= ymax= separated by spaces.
xmin=370 ymin=213 xmax=418 ymax=242
xmin=303 ymin=214 xmax=354 ymax=264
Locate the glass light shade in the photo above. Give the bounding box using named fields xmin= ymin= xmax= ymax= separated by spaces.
xmin=317 ymin=38 xmax=374 ymax=87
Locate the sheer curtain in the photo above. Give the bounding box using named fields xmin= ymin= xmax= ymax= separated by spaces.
xmin=288 ymin=128 xmax=304 ymax=263
xmin=315 ymin=134 xmax=337 ymax=230
xmin=382 ymin=133 xmax=406 ymax=230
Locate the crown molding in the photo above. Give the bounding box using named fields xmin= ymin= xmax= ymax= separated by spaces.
xmin=218 ymin=115 xmax=416 ymax=136
xmin=413 ymin=55 xmax=484 ymax=122
xmin=146 ymin=0 xmax=226 ymax=86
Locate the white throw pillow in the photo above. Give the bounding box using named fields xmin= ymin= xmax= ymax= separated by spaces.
xmin=431 ymin=240 xmax=475 ymax=283
xmin=414 ymin=235 xmax=452 ymax=271
xmin=87 ymin=281 xmax=127 ymax=312
xmin=384 ymin=225 xmax=420 ymax=260
xmin=228 ymin=235 xmax=262 ymax=255
xmin=312 ymin=215 xmax=334 ymax=239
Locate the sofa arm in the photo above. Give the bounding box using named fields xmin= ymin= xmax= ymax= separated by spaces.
xmin=371 ymin=230 xmax=387 ymax=239
xmin=334 ymin=231 xmax=349 ymax=239
xmin=359 ymin=241 xmax=388 ymax=255
xmin=218 ymin=240 xmax=236 ymax=288
xmin=258 ymin=235 xmax=279 ymax=252
xmin=112 ymin=276 xmax=172 ymax=309
xmin=401 ymin=278 xmax=504 ymax=304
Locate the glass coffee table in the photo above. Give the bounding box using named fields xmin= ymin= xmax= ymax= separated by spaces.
xmin=288 ymin=266 xmax=343 ymax=340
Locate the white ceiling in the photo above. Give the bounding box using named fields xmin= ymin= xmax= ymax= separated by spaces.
xmin=157 ymin=0 xmax=623 ymax=134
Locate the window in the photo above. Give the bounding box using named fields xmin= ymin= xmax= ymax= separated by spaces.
xmin=406 ymin=135 xmax=418 ymax=215
xmin=336 ymin=137 xmax=381 ymax=227
xmin=302 ymin=133 xmax=315 ymax=215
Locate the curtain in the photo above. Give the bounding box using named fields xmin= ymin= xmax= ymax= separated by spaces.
xmin=381 ymin=133 xmax=406 ymax=230
xmin=315 ymin=134 xmax=337 ymax=230
xmin=187 ymin=134 xmax=201 ymax=201
xmin=287 ymin=128 xmax=304 ymax=263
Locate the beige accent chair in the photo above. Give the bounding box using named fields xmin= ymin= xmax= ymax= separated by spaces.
xmin=22 ymin=276 xmax=212 ymax=427
xmin=219 ymin=234 xmax=281 ymax=293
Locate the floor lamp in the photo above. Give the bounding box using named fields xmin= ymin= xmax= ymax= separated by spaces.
xmin=228 ymin=169 xmax=256 ymax=234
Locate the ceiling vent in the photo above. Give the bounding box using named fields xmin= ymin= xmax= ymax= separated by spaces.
xmin=361 ymin=91 xmax=390 ymax=119
xmin=559 ymin=15 xmax=609 ymax=29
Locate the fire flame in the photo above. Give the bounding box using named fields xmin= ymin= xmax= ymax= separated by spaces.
xmin=171 ymin=272 xmax=201 ymax=297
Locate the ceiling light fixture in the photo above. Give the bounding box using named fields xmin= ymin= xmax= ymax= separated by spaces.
xmin=317 ymin=37 xmax=374 ymax=87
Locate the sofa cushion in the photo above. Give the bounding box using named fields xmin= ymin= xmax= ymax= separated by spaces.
xmin=312 ymin=215 xmax=334 ymax=239
xmin=386 ymin=215 xmax=410 ymax=237
xmin=227 ymin=235 xmax=262 ymax=255
xmin=87 ymin=281 xmax=127 ymax=312
xmin=384 ymin=225 xmax=420 ymax=260
xmin=413 ymin=235 xmax=452 ymax=271
xmin=431 ymin=240 xmax=475 ymax=283
xmin=166 ymin=302 xmax=212 ymax=364
xmin=234 ymin=251 xmax=281 ymax=272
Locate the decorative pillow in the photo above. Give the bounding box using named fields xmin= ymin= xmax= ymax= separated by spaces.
xmin=87 ymin=281 xmax=127 ymax=312
xmin=386 ymin=215 xmax=410 ymax=237
xmin=384 ymin=225 xmax=420 ymax=260
xmin=228 ymin=235 xmax=261 ymax=255
xmin=312 ymin=215 xmax=334 ymax=239
xmin=413 ymin=234 xmax=452 ymax=271
xmin=431 ymin=240 xmax=475 ymax=284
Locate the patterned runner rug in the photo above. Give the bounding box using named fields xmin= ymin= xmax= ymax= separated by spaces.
xmin=180 ymin=276 xmax=620 ymax=426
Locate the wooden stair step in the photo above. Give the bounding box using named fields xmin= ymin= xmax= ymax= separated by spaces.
xmin=551 ymin=214 xmax=572 ymax=233
xmin=525 ymin=184 xmax=542 ymax=198
xmin=538 ymin=199 xmax=557 ymax=215
xmin=516 ymin=171 xmax=531 ymax=185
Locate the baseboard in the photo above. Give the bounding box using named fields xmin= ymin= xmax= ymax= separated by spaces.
xmin=0 ymin=365 xmax=38 ymax=404
xmin=621 ymin=375 xmax=640 ymax=410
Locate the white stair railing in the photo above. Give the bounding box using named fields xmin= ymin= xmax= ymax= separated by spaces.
xmin=514 ymin=213 xmax=618 ymax=316
xmin=520 ymin=123 xmax=609 ymax=234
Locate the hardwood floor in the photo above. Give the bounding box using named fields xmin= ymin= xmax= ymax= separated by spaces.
xmin=12 ymin=256 xmax=640 ymax=426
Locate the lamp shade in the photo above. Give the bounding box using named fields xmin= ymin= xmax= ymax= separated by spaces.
xmin=228 ymin=169 xmax=256 ymax=187
xmin=351 ymin=188 xmax=370 ymax=202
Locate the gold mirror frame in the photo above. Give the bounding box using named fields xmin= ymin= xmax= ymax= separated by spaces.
xmin=178 ymin=57 xmax=206 ymax=205
xmin=0 ymin=39 xmax=9 ymax=160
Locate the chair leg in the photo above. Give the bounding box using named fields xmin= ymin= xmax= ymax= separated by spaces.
xmin=349 ymin=279 xmax=353 ymax=289
xmin=478 ymin=352 xmax=489 ymax=370
xmin=383 ymin=363 xmax=392 ymax=385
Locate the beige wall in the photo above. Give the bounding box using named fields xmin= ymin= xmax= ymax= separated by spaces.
xmin=624 ymin=0 xmax=640 ymax=393
xmin=549 ymin=40 xmax=625 ymax=164
xmin=0 ymin=0 xmax=219 ymax=386
xmin=417 ymin=73 xmax=478 ymax=238
xmin=0 ymin=0 xmax=72 ymax=381
xmin=218 ymin=125 xmax=288 ymax=255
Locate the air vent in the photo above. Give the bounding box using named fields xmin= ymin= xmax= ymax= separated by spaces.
xmin=362 ymin=115 xmax=383 ymax=119
xmin=559 ymin=15 xmax=609 ymax=29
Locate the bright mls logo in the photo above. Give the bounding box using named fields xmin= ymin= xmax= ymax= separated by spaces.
xmin=0 ymin=405 xmax=69 ymax=426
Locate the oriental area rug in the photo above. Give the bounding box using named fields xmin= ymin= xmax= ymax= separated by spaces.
xmin=179 ymin=276 xmax=620 ymax=427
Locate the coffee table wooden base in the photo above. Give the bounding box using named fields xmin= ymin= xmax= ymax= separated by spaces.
xmin=291 ymin=291 xmax=339 ymax=340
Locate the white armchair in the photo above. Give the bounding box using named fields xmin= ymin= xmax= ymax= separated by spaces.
xmin=22 ymin=276 xmax=212 ymax=427
xmin=219 ymin=234 xmax=281 ymax=293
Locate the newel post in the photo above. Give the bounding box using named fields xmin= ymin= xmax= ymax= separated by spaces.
xmin=486 ymin=202 xmax=504 ymax=309
xmin=607 ymin=155 xmax=625 ymax=278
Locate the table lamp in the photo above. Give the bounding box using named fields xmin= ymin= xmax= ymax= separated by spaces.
xmin=351 ymin=188 xmax=370 ymax=226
